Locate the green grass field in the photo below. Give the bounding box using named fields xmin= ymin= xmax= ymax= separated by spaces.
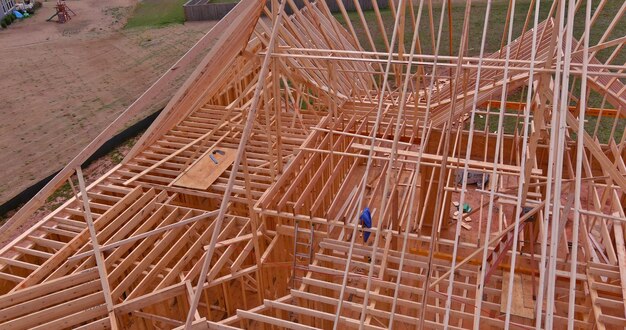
xmin=125 ymin=0 xmax=188 ymax=29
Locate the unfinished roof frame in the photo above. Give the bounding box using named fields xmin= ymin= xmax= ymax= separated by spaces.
xmin=0 ymin=0 xmax=625 ymax=328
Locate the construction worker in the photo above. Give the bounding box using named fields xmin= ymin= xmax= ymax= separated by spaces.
xmin=360 ymin=207 xmax=372 ymax=262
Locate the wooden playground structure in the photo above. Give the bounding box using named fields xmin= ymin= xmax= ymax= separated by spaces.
xmin=47 ymin=0 xmax=75 ymax=23
xmin=0 ymin=0 xmax=625 ymax=328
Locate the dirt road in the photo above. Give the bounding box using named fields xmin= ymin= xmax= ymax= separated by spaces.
xmin=0 ymin=0 xmax=215 ymax=205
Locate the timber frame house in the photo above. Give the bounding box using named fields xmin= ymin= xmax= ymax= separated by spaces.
xmin=0 ymin=0 xmax=625 ymax=328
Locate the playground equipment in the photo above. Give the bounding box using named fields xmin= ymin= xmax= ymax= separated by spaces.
xmin=46 ymin=0 xmax=75 ymax=23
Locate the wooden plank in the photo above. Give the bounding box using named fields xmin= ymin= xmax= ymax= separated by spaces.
xmin=73 ymin=318 xmax=111 ymax=330
xmin=351 ymin=143 xmax=543 ymax=175
xmin=0 ymin=279 xmax=101 ymax=322
xmin=114 ymin=282 xmax=187 ymax=314
xmin=133 ymin=311 xmax=184 ymax=327
xmin=0 ymin=256 xmax=38 ymax=271
xmin=565 ymin=111 xmax=626 ymax=192
xmin=30 ymin=304 xmax=108 ymax=330
xmin=12 ymin=246 xmax=53 ymax=259
xmin=173 ymin=148 xmax=237 ymax=190
xmin=0 ymin=291 xmax=105 ymax=328
xmin=174 ymin=318 xmax=209 ymax=330
xmin=27 ymin=235 xmax=65 ymax=250
xmin=598 ymin=314 xmax=626 ymax=327
xmin=0 ymin=272 xmax=24 ymax=283
xmin=500 ymin=272 xmax=535 ymax=319
xmin=0 ymin=268 xmax=99 ymax=309
xmin=612 ymin=221 xmax=626 ymax=318
xmin=236 ymin=309 xmax=317 ymax=330
xmin=75 ymin=167 xmax=118 ymax=328
xmin=207 ymin=321 xmax=241 ymax=330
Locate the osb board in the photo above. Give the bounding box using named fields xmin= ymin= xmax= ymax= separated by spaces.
xmin=173 ymin=148 xmax=237 ymax=190
xmin=501 ymin=272 xmax=536 ymax=319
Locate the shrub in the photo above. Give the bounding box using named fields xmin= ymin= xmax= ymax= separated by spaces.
xmin=0 ymin=21 xmax=6 ymax=29
xmin=34 ymin=1 xmax=43 ymax=9
xmin=3 ymin=16 xmax=11 ymax=26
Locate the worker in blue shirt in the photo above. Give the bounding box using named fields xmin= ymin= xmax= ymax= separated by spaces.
xmin=360 ymin=207 xmax=372 ymax=262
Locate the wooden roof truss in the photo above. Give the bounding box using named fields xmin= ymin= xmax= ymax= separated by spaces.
xmin=0 ymin=0 xmax=625 ymax=328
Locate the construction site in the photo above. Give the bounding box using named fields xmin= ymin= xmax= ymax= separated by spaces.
xmin=0 ymin=0 xmax=625 ymax=328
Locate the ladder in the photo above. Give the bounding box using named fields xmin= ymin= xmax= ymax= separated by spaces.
xmin=290 ymin=220 xmax=314 ymax=288
xmin=483 ymin=220 xmax=530 ymax=284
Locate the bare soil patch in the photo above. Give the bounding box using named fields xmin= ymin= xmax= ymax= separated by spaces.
xmin=0 ymin=0 xmax=216 ymax=205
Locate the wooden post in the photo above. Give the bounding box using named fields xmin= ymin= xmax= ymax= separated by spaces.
xmin=75 ymin=167 xmax=119 ymax=330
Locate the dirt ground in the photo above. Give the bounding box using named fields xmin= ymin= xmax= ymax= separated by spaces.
xmin=0 ymin=0 xmax=216 ymax=205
